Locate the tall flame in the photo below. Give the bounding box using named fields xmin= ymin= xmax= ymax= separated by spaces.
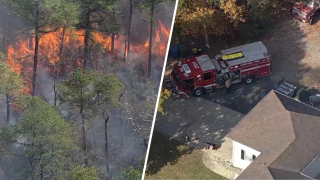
xmin=6 ymin=20 xmax=170 ymax=94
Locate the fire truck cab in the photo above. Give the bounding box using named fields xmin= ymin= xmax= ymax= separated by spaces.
xmin=170 ymin=41 xmax=271 ymax=97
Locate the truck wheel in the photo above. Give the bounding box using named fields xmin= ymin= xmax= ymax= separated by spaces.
xmin=193 ymin=88 xmax=205 ymax=97
xmin=244 ymin=75 xmax=255 ymax=85
xmin=310 ymin=17 xmax=314 ymax=25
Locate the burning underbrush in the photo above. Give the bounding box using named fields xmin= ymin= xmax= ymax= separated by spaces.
xmin=6 ymin=20 xmax=170 ymax=94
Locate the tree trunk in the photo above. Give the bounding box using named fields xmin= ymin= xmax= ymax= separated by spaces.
xmin=81 ymin=84 xmax=87 ymax=166
xmin=84 ymin=13 xmax=91 ymax=70
xmin=54 ymin=26 xmax=66 ymax=106
xmin=120 ymin=118 xmax=123 ymax=148
xmin=54 ymin=76 xmax=57 ymax=106
xmin=203 ymin=25 xmax=210 ymax=48
xmin=147 ymin=0 xmax=155 ymax=78
xmin=81 ymin=112 xmax=88 ymax=167
xmin=111 ymin=33 xmax=115 ymax=52
xmin=32 ymin=4 xmax=40 ymax=96
xmin=127 ymin=0 xmax=133 ymax=57
xmin=6 ymin=94 xmax=10 ymax=123
xmin=123 ymin=28 xmax=127 ymax=62
xmin=59 ymin=25 xmax=66 ymax=61
xmin=204 ymin=32 xmax=210 ymax=48
xmin=111 ymin=11 xmax=116 ymax=52
xmin=143 ymin=139 xmax=148 ymax=150
xmin=40 ymin=166 xmax=44 ymax=180
xmin=104 ymin=116 xmax=110 ymax=178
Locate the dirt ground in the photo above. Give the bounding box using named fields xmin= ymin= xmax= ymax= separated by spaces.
xmin=162 ymin=16 xmax=320 ymax=114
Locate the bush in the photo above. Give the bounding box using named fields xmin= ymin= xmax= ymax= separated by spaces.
xmin=158 ymin=88 xmax=172 ymax=115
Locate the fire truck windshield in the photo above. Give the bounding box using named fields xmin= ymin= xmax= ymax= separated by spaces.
xmin=173 ymin=70 xmax=183 ymax=86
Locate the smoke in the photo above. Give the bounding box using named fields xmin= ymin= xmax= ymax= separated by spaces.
xmin=0 ymin=1 xmax=176 ymax=179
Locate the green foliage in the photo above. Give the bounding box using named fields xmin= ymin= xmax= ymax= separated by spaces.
xmin=58 ymin=68 xmax=122 ymax=112
xmin=0 ymin=59 xmax=23 ymax=97
xmin=65 ymin=164 xmax=101 ymax=180
xmin=1 ymin=96 xmax=78 ymax=179
xmin=42 ymin=0 xmax=80 ymax=27
xmin=58 ymin=68 xmax=96 ymax=108
xmin=123 ymin=166 xmax=143 ymax=180
xmin=1 ymin=0 xmax=80 ymax=30
xmin=79 ymin=0 xmax=118 ymax=33
xmin=123 ymin=158 xmax=144 ymax=180
xmin=16 ymin=95 xmax=77 ymax=150
xmin=141 ymin=0 xmax=176 ymax=9
xmin=158 ymin=88 xmax=171 ymax=115
xmin=94 ymin=74 xmax=122 ymax=107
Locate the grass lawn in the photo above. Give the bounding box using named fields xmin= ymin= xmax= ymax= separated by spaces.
xmin=145 ymin=132 xmax=226 ymax=179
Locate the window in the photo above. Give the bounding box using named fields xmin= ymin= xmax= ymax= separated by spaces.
xmin=241 ymin=150 xmax=245 ymax=160
xmin=185 ymin=78 xmax=195 ymax=90
xmin=185 ymin=79 xmax=194 ymax=86
xmin=173 ymin=70 xmax=183 ymax=86
xmin=241 ymin=150 xmax=256 ymax=162
xmin=204 ymin=72 xmax=212 ymax=80
xmin=307 ymin=0 xmax=314 ymax=7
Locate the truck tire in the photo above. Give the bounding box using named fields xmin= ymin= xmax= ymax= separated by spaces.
xmin=244 ymin=75 xmax=255 ymax=85
xmin=192 ymin=88 xmax=205 ymax=97
xmin=310 ymin=16 xmax=314 ymax=25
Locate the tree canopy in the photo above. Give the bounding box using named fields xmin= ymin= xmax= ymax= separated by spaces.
xmin=0 ymin=96 xmax=101 ymax=179
xmin=0 ymin=56 xmax=23 ymax=97
xmin=175 ymin=0 xmax=294 ymax=38
xmin=1 ymin=0 xmax=80 ymax=30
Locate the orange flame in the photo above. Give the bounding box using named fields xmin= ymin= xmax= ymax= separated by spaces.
xmin=6 ymin=20 xmax=170 ymax=95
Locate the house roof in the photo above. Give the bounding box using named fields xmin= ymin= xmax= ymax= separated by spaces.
xmin=227 ymin=90 xmax=320 ymax=179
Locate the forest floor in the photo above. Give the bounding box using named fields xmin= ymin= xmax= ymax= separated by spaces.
xmin=144 ymin=132 xmax=225 ymax=179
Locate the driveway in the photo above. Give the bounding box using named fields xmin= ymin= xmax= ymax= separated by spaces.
xmin=154 ymin=97 xmax=244 ymax=179
xmin=202 ymin=76 xmax=276 ymax=114
xmin=155 ymin=97 xmax=244 ymax=149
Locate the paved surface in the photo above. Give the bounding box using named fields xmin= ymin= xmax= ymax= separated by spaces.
xmin=155 ymin=97 xmax=244 ymax=178
xmin=202 ymin=138 xmax=241 ymax=179
xmin=202 ymin=76 xmax=276 ymax=114
xmin=155 ymin=97 xmax=244 ymax=148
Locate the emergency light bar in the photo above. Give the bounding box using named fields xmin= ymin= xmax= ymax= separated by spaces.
xmin=222 ymin=52 xmax=244 ymax=61
xmin=182 ymin=64 xmax=191 ymax=74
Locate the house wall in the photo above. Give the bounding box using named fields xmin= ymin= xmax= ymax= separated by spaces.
xmin=232 ymin=141 xmax=261 ymax=170
xmin=234 ymin=173 xmax=239 ymax=180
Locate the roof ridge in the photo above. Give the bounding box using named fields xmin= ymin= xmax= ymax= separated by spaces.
xmin=268 ymin=167 xmax=312 ymax=179
xmin=274 ymin=90 xmax=320 ymax=113
xmin=291 ymin=111 xmax=320 ymax=121
xmin=300 ymin=152 xmax=320 ymax=179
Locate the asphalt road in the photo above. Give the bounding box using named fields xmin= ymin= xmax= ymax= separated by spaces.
xmin=201 ymin=76 xmax=275 ymax=114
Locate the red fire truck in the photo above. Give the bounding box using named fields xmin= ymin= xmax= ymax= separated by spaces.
xmin=169 ymin=41 xmax=271 ymax=98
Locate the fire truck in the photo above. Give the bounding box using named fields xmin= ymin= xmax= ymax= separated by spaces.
xmin=169 ymin=41 xmax=271 ymax=98
xmin=292 ymin=0 xmax=320 ymax=25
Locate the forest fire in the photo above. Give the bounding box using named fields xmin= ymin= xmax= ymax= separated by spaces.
xmin=6 ymin=20 xmax=170 ymax=94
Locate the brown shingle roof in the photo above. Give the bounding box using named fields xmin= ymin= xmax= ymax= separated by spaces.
xmin=227 ymin=90 xmax=320 ymax=179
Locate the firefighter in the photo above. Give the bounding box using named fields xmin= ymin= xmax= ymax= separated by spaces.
xmin=225 ymin=74 xmax=231 ymax=93
xmin=192 ymin=48 xmax=198 ymax=57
